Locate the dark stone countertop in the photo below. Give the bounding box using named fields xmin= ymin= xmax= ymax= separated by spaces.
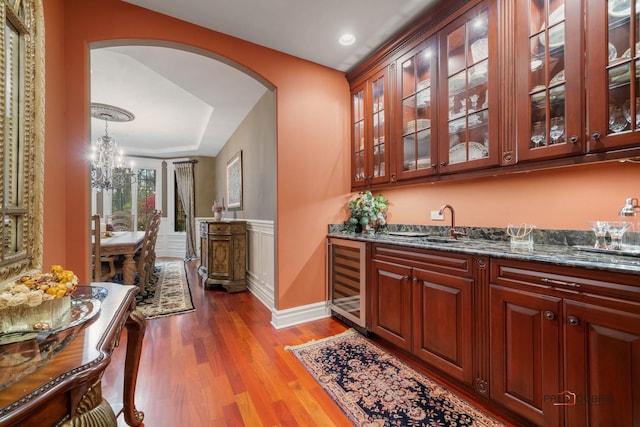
xmin=327 ymin=224 xmax=640 ymax=275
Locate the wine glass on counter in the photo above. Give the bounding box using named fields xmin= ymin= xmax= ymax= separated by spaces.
xmin=588 ymin=221 xmax=609 ymax=249
xmin=607 ymin=221 xmax=632 ymax=250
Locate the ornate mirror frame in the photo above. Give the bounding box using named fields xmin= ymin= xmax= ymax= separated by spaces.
xmin=0 ymin=0 xmax=44 ymax=281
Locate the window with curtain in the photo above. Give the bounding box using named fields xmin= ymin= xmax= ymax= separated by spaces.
xmin=0 ymin=0 xmax=42 ymax=280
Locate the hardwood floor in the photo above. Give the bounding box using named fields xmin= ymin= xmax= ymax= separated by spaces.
xmin=102 ymin=258 xmax=352 ymax=426
xmin=103 ymin=258 xmax=513 ymax=427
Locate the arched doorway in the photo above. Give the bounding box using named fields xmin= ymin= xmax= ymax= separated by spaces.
xmin=89 ymin=42 xmax=277 ymax=309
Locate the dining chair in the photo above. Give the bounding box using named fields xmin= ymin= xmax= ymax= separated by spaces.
xmin=91 ymin=215 xmax=116 ymax=281
xmin=105 ymin=210 xmax=134 ymax=231
xmin=113 ymin=211 xmax=160 ymax=295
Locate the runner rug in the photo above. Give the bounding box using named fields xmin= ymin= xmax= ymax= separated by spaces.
xmin=286 ymin=329 xmax=504 ymax=427
xmin=134 ymin=261 xmax=195 ymax=319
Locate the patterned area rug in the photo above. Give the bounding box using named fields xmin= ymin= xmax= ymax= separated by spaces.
xmin=286 ymin=329 xmax=504 ymax=427
xmin=134 ymin=261 xmax=195 ymax=319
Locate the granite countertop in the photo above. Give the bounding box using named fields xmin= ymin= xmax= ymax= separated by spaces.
xmin=327 ymin=225 xmax=640 ymax=275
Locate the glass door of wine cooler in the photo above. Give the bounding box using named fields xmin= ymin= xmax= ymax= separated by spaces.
xmin=327 ymin=238 xmax=366 ymax=328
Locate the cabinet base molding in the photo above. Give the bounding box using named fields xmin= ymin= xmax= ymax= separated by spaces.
xmin=201 ymin=274 xmax=247 ymax=293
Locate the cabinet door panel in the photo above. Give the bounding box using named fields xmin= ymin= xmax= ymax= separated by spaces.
xmin=412 ymin=268 xmax=473 ymax=385
xmin=370 ymin=259 xmax=412 ymax=350
xmin=564 ymin=299 xmax=640 ymax=427
xmin=490 ymin=284 xmax=562 ymax=426
xmin=351 ymin=69 xmax=390 ymax=189
xmin=438 ymin=1 xmax=499 ymax=173
xmin=586 ymin=0 xmax=640 ymax=152
xmin=516 ymin=0 xmax=584 ymax=161
xmin=396 ymin=38 xmax=438 ymax=180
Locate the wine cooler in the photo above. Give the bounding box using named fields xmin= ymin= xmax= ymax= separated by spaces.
xmin=327 ymin=237 xmax=366 ymax=327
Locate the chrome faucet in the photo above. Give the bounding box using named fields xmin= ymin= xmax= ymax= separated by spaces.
xmin=438 ymin=204 xmax=467 ymax=239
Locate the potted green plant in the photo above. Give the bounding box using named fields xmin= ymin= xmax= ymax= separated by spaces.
xmin=344 ymin=190 xmax=389 ymax=234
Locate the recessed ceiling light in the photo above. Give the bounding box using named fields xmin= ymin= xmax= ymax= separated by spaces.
xmin=339 ymin=33 xmax=356 ymax=46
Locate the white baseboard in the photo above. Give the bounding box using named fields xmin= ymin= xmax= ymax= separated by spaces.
xmin=247 ymin=274 xmax=274 ymax=309
xmin=270 ymin=301 xmax=330 ymax=329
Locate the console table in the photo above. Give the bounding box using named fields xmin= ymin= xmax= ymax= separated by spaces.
xmin=198 ymin=220 xmax=247 ymax=292
xmin=0 ymin=283 xmax=145 ymax=427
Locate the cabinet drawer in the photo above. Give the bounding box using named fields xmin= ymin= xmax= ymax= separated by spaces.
xmin=491 ymin=258 xmax=640 ymax=302
xmin=372 ymin=243 xmax=472 ymax=276
xmin=208 ymin=223 xmax=231 ymax=234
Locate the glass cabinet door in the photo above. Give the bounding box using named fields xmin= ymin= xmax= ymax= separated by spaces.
xmin=396 ymin=39 xmax=438 ymax=180
xmin=587 ymin=0 xmax=640 ymax=152
xmin=350 ymin=70 xmax=389 ymax=189
xmin=351 ymin=85 xmax=366 ymax=188
xmin=517 ymin=0 xmax=583 ymax=161
xmin=439 ymin=2 xmax=498 ymax=173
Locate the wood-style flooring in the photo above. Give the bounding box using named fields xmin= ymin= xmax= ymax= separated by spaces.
xmin=102 ymin=258 xmax=511 ymax=427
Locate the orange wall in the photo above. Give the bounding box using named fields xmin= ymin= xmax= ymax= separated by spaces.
xmin=44 ymin=0 xmax=350 ymax=310
xmin=377 ymin=161 xmax=640 ymax=229
xmin=43 ymin=1 xmax=640 ymax=313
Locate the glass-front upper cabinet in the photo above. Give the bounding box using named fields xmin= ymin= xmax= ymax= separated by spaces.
xmin=587 ymin=0 xmax=640 ymax=152
xmin=438 ymin=1 xmax=498 ymax=174
xmin=351 ymin=69 xmax=389 ymax=189
xmin=516 ymin=0 xmax=583 ymax=161
xmin=396 ymin=38 xmax=438 ymax=181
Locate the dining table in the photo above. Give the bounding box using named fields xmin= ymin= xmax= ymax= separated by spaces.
xmin=100 ymin=231 xmax=146 ymax=289
xmin=0 ymin=283 xmax=145 ymax=427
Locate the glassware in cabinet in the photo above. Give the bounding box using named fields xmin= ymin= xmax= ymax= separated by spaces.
xmin=516 ymin=0 xmax=583 ymax=161
xmin=587 ymin=0 xmax=640 ymax=152
xmin=350 ymin=69 xmax=390 ymax=189
xmin=439 ymin=2 xmax=498 ymax=173
xmin=396 ymin=39 xmax=438 ymax=180
xmin=352 ymin=87 xmax=366 ymax=186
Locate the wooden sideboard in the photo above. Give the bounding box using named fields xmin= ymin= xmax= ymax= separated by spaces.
xmin=198 ymin=220 xmax=247 ymax=293
xmin=0 ymin=283 xmax=145 ymax=427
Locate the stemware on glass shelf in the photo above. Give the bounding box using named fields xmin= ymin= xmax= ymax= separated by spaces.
xmin=607 ymin=221 xmax=632 ymax=250
xmin=609 ymin=105 xmax=628 ymax=133
xmin=549 ymin=116 xmax=565 ymax=144
xmin=622 ymin=98 xmax=640 ymax=127
xmin=469 ymin=94 xmax=479 ymax=111
xmin=531 ymin=121 xmax=546 ymax=148
xmin=588 ymin=221 xmax=609 ymax=249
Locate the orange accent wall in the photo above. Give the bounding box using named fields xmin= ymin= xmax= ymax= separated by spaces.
xmin=44 ymin=0 xmax=351 ymax=310
xmin=377 ymin=161 xmax=640 ymax=228
xmin=43 ymin=1 xmax=640 ymax=313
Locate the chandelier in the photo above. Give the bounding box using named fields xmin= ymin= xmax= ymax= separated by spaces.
xmin=89 ymin=103 xmax=136 ymax=192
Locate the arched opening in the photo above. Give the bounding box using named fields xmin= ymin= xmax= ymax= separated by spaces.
xmin=88 ymin=41 xmax=277 ymax=309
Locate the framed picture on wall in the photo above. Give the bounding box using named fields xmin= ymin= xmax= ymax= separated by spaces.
xmin=226 ymin=150 xmax=243 ymax=211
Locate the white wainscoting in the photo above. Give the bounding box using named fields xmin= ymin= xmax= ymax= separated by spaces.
xmin=246 ymin=220 xmax=275 ymax=310
xmin=155 ymin=219 xmax=189 ymax=258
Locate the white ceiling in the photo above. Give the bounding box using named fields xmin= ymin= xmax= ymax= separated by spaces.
xmin=91 ymin=0 xmax=439 ymax=158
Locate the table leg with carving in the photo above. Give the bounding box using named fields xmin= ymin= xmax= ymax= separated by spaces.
xmin=123 ymin=309 xmax=146 ymax=426
xmin=122 ymin=252 xmax=137 ymax=287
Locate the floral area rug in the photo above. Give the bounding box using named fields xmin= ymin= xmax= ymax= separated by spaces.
xmin=286 ymin=329 xmax=504 ymax=427
xmin=130 ymin=261 xmax=195 ymax=319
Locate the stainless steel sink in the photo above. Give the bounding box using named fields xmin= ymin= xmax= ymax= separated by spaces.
xmin=386 ymin=232 xmax=460 ymax=243
xmin=423 ymin=236 xmax=460 ymax=243
xmin=387 ymin=231 xmax=430 ymax=237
